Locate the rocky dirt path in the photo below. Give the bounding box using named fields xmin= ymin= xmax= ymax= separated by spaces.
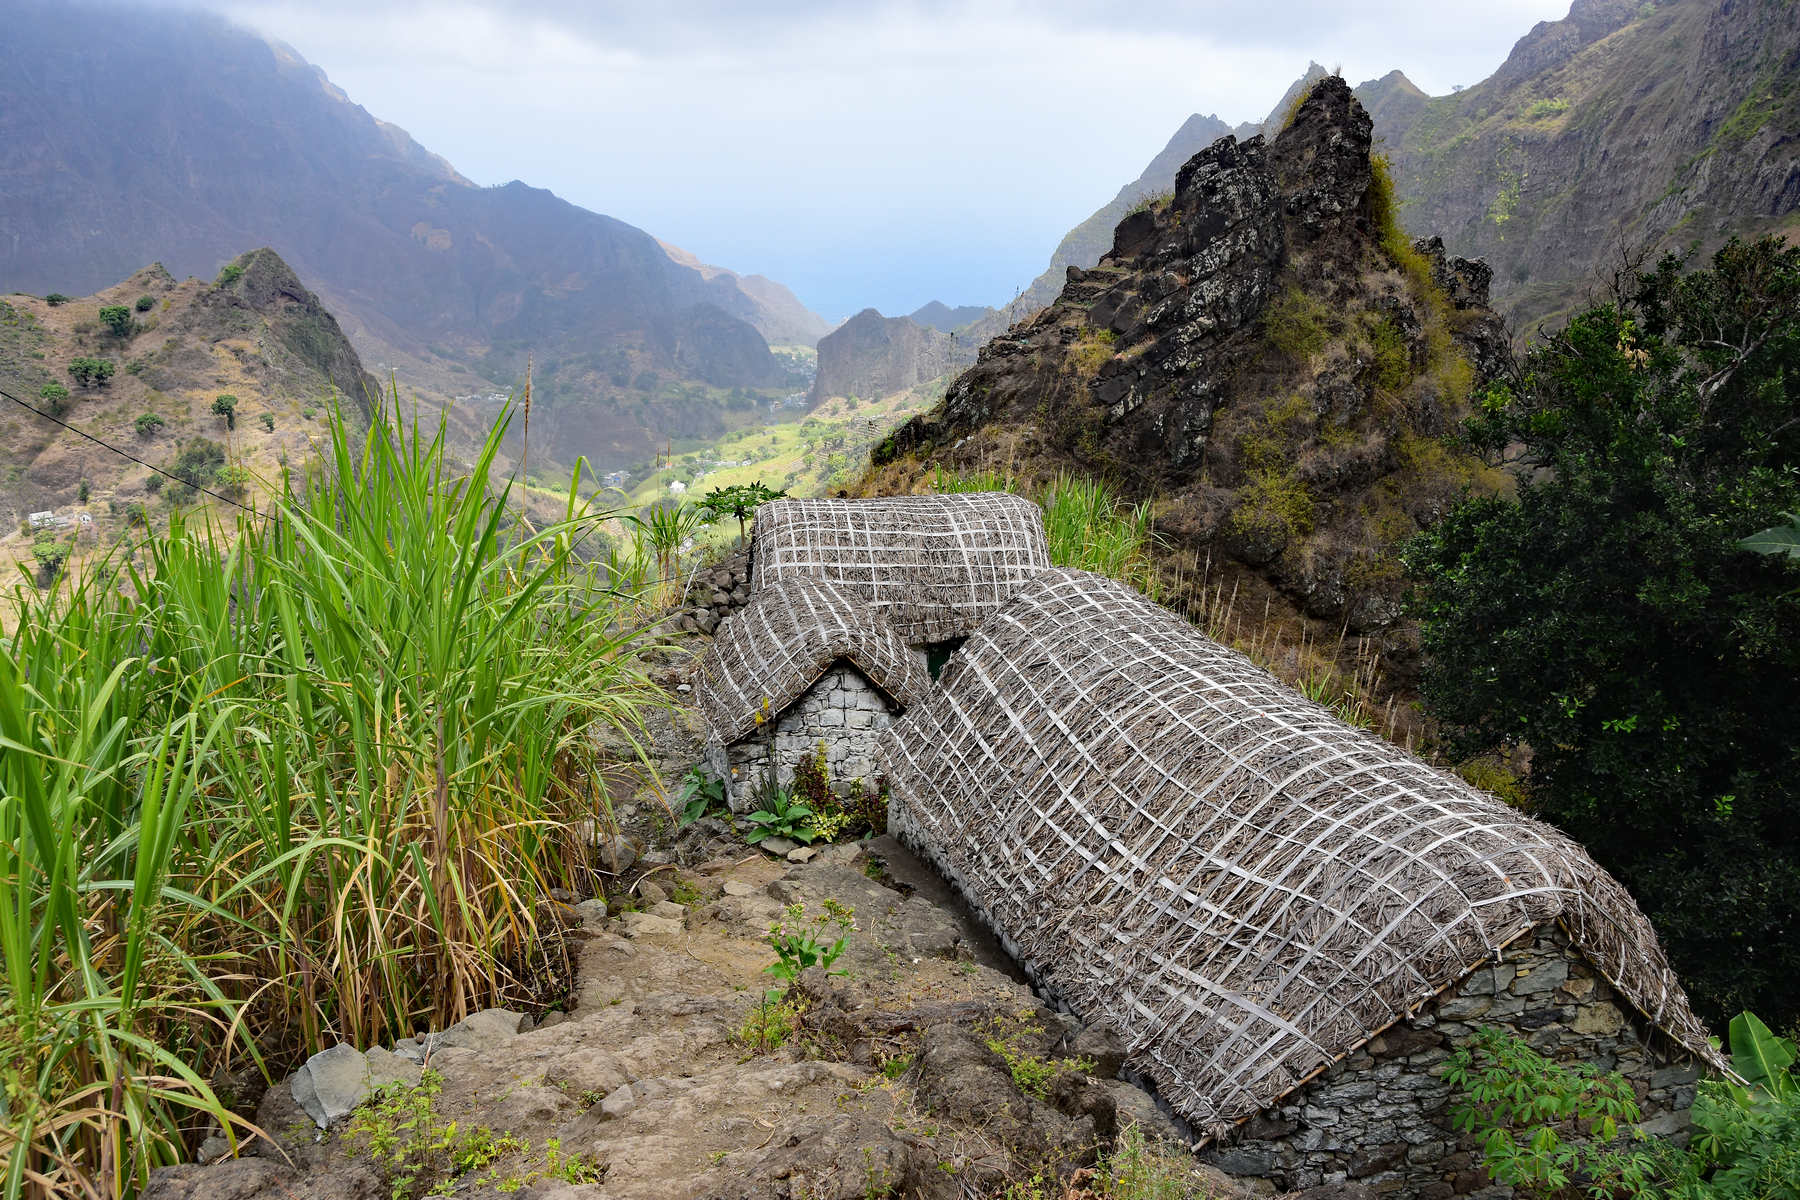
xmin=146 ymin=827 xmax=1266 ymax=1200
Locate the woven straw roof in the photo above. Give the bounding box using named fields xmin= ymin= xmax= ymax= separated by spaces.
xmin=697 ymin=577 xmax=931 ymax=744
xmin=750 ymin=493 xmax=1052 ymax=644
xmin=879 ymin=568 xmax=1721 ymax=1136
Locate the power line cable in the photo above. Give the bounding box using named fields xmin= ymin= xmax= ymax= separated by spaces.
xmin=0 ymin=382 xmax=252 ymax=511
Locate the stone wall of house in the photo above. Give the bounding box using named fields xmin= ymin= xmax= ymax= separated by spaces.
xmin=720 ymin=662 xmax=897 ymax=810
xmin=1201 ymin=923 xmax=1702 ymax=1198
xmin=677 ymin=549 xmax=751 ymax=635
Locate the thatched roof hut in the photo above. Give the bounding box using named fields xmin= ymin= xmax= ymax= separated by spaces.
xmin=750 ymin=493 xmax=1052 ymax=644
xmin=878 ymin=568 xmax=1721 ymax=1136
xmin=697 ymin=577 xmax=931 ymax=745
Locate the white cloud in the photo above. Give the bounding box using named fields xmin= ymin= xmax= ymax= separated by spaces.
xmin=207 ymin=0 xmax=1572 ymax=316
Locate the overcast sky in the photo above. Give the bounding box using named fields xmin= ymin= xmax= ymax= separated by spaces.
xmin=188 ymin=1 xmax=1570 ymax=320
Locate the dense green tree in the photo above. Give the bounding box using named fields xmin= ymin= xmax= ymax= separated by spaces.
xmin=39 ymin=382 xmax=69 ymax=415
xmin=211 ymin=393 xmax=237 ymax=430
xmin=1405 ymin=238 xmax=1800 ymax=1029
xmin=43 ymin=293 xmax=69 ymax=306
xmin=167 ymin=438 xmax=226 ymax=502
xmin=134 ymin=294 xmax=155 ymax=313
xmin=134 ymin=412 xmax=165 ymax=438
xmin=97 ymin=304 xmax=134 ymax=337
xmin=67 ymin=356 xmax=115 ymax=388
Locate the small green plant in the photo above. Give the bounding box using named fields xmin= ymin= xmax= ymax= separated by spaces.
xmin=1525 ymin=96 xmax=1570 ymax=121
xmin=765 ymin=899 xmax=856 ymax=986
xmin=677 ymin=766 xmax=728 ymax=824
xmin=669 ymin=877 xmax=705 ymax=907
xmin=1444 ymin=1027 xmax=1656 ymax=1196
xmin=135 ymin=411 xmax=165 ymax=437
xmin=742 ymin=788 xmax=818 ymax=845
xmin=212 ymin=392 xmax=238 ymax=429
xmin=134 ymin=294 xmax=155 ymax=312
xmin=76 ymin=480 xmax=89 ymax=503
xmin=217 ymin=262 xmax=244 ymax=286
xmin=696 ymin=481 xmax=787 ymax=546
xmin=1095 ymin=1123 xmax=1207 ymax=1199
xmin=879 ymin=1052 xmax=914 ymax=1080
xmin=38 ymin=381 xmax=69 ymax=414
xmin=982 ymin=1011 xmax=1094 ymax=1101
xmin=214 ymin=464 xmax=252 ymax=499
xmin=44 ymin=292 xmax=69 ymax=305
xmin=737 ymin=993 xmax=802 ymax=1053
xmin=259 ymin=411 xmax=275 ymax=432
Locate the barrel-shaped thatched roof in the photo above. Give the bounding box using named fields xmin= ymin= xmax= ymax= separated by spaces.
xmin=750 ymin=493 xmax=1052 ymax=644
xmin=879 ymin=568 xmax=1720 ymax=1136
xmin=697 ymin=577 xmax=931 ymax=744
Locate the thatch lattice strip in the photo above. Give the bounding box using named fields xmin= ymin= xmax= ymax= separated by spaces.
xmin=878 ymin=568 xmax=1720 ymax=1137
xmin=697 ymin=577 xmax=930 ymax=744
xmin=750 ymin=493 xmax=1052 ymax=644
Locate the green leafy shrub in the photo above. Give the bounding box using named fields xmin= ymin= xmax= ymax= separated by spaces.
xmin=66 ymin=356 xmax=115 ymax=387
xmin=134 ymin=412 xmax=164 ymax=437
xmin=741 ymin=788 xmax=818 ymax=845
xmin=677 ymin=766 xmax=728 ymax=824
xmin=211 ymin=392 xmax=237 ymax=430
xmin=1445 ymin=1026 xmax=1655 ymax=1195
xmin=212 ymin=464 xmax=251 ymax=499
xmin=1406 ymin=237 xmax=1800 ymax=1027
xmin=1447 ymin=1016 xmax=1800 ymax=1199
xmin=258 ymin=411 xmax=275 ymax=432
xmin=44 ymin=292 xmax=69 ymax=306
xmin=97 ymin=304 xmax=134 ymax=337
xmin=38 ymin=382 xmax=69 ymax=414
xmin=216 ymin=262 xmax=244 ymax=286
xmin=764 ymin=899 xmax=855 ymax=986
xmin=133 ymin=294 xmax=155 ymax=312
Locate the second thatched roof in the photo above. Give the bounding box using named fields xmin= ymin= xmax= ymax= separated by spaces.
xmin=696 ymin=577 xmax=931 ymax=744
xmin=879 ymin=568 xmax=1720 ymax=1136
xmin=750 ymin=493 xmax=1052 ymax=644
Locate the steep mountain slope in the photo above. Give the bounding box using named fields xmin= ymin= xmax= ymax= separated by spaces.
xmin=1385 ymin=0 xmax=1800 ymax=326
xmin=659 ymin=242 xmax=832 ymax=346
xmin=0 ymin=1 xmax=811 ymax=468
xmin=812 ymin=310 xmax=973 ymax=403
xmin=0 ymin=248 xmax=377 ymax=536
xmin=871 ymin=79 xmax=1507 ymax=648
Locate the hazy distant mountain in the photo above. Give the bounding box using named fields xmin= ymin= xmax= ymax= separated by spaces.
xmin=0 ymin=1 xmax=815 ymax=467
xmin=907 ymin=301 xmax=992 ymax=333
xmin=659 ymin=241 xmax=831 ymax=346
xmin=812 ymin=310 xmax=973 ymax=403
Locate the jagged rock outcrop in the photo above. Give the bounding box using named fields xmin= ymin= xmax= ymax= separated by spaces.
xmin=811 ymin=309 xmax=973 ymax=403
xmin=875 ymin=78 xmax=1508 ymax=635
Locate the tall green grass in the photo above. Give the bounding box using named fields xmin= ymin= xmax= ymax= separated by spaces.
xmin=1 ymin=397 xmax=665 ymax=1195
xmin=933 ymin=467 xmax=1161 ymax=598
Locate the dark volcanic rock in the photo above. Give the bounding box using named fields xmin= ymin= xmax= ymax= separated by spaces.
xmin=878 ymin=77 xmax=1509 ymax=636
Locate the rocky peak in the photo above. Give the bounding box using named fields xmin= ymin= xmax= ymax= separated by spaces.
xmin=874 ymin=78 xmax=1508 ymax=639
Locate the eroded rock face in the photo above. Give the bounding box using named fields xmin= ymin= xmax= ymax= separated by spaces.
xmin=878 ymin=77 xmax=1509 ymax=637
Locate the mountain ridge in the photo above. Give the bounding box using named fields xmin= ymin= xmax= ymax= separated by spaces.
xmin=0 ymin=1 xmax=815 ymax=469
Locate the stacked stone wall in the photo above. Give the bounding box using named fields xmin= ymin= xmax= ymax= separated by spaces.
xmin=677 ymin=548 xmax=751 ymax=635
xmin=722 ymin=662 xmax=897 ymax=809
xmin=1202 ymin=923 xmax=1700 ymax=1198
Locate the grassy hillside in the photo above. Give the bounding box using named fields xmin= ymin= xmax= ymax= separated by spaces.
xmin=0 ymin=250 xmax=378 ymax=580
